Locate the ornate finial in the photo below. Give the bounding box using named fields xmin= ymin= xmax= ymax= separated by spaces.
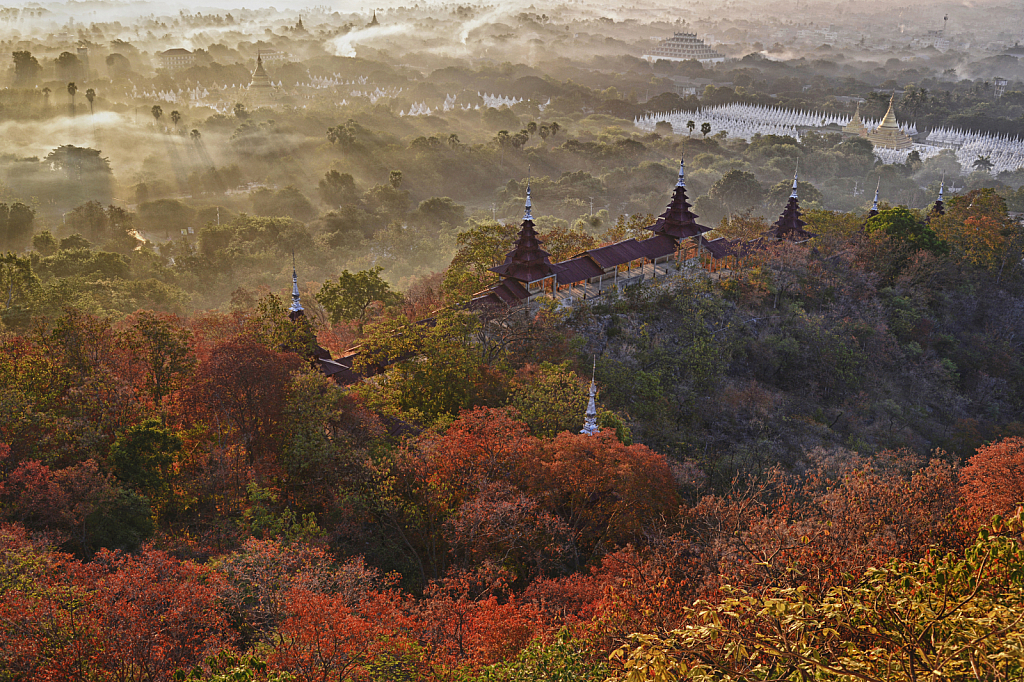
xmin=581 ymin=357 xmax=599 ymax=436
xmin=257 ymin=50 xmax=262 ymax=66
xmin=872 ymin=179 xmax=879 ymax=212
xmin=939 ymin=175 xmax=944 ymax=200
xmin=289 ymin=251 xmax=303 ymax=315
xmin=790 ymin=161 xmax=799 ymax=199
xmin=676 ymin=154 xmax=685 ymax=187
xmin=524 ymin=183 xmax=533 ymax=221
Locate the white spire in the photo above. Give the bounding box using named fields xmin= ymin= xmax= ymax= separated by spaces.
xmin=938 ymin=176 xmax=944 ymax=201
xmin=791 ymin=161 xmax=799 ymax=199
xmin=872 ymin=179 xmax=879 ymax=212
xmin=581 ymin=357 xmax=599 ymax=436
xmin=524 ymin=183 xmax=533 ymax=221
xmin=676 ymin=153 xmax=685 ymax=187
xmin=289 ymin=252 xmax=303 ymax=315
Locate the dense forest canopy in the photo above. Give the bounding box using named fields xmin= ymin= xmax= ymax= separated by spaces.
xmin=3 ymin=1 xmax=1024 ymax=680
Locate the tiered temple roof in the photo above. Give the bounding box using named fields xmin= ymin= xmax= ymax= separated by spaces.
xmin=927 ymin=180 xmax=945 ymax=221
xmin=646 ymin=157 xmax=713 ymax=242
xmin=866 ymin=96 xmax=914 ymax=150
xmin=763 ymin=169 xmax=817 ymax=242
xmin=489 ymin=185 xmax=558 ymax=285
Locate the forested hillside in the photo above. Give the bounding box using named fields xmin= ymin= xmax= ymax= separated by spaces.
xmin=3 ymin=179 xmax=1024 ymax=679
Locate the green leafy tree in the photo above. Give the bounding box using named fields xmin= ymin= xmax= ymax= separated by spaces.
xmin=32 ymin=230 xmax=59 ymax=256
xmin=44 ymin=145 xmax=114 ymax=206
xmin=709 ymin=170 xmax=764 ymax=214
xmin=174 ymin=652 xmax=295 ymax=682
xmin=0 ymin=202 xmax=35 ymax=252
xmin=109 ymin=419 xmax=183 ymax=501
xmin=65 ymin=200 xmax=109 ymax=242
xmin=410 ymin=196 xmax=465 ymax=232
xmin=121 ymin=311 xmax=196 ymax=407
xmin=441 ymin=219 xmax=519 ymax=300
xmin=56 ymin=52 xmax=81 ymax=82
xmin=316 ymin=266 xmax=402 ymax=330
xmin=12 ymin=51 xmax=42 ymax=86
xmin=317 ymin=170 xmax=357 ymax=208
xmin=508 ymin=362 xmax=589 ymax=438
xmin=865 ymin=206 xmax=948 ymax=256
xmin=357 ymin=310 xmax=499 ymax=425
xmin=700 ymin=122 xmax=711 ymax=138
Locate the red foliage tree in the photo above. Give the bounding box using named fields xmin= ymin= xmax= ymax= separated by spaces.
xmin=91 ymin=549 xmax=228 ymax=681
xmin=271 ymin=588 xmax=418 ymax=682
xmin=176 ymin=337 xmax=302 ymax=464
xmin=527 ymin=431 xmax=679 ymax=567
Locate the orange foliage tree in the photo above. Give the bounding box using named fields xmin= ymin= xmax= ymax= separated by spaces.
xmin=961 ymin=436 xmax=1024 ymax=518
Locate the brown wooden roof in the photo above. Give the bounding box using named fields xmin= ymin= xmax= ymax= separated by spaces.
xmin=490 ymin=218 xmax=558 ymax=283
xmin=638 ymin=234 xmax=678 ymax=260
xmin=764 ymin=197 xmax=816 ymax=242
xmin=554 ymin=256 xmax=605 ymax=285
xmin=585 ymin=239 xmax=650 ymax=268
xmin=647 ymin=184 xmax=713 ymax=240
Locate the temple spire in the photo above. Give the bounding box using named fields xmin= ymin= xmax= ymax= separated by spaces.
xmin=928 ymin=175 xmax=946 ymax=221
xmin=524 ymin=183 xmax=533 ymax=221
xmin=790 ymin=161 xmax=799 ymax=199
xmin=581 ymin=357 xmax=599 ymax=436
xmin=676 ymin=154 xmax=685 ymax=187
xmin=289 ymin=251 xmax=304 ymax=318
xmin=871 ymin=179 xmax=880 ymax=215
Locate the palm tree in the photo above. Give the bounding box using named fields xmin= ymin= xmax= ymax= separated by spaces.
xmin=526 ymin=121 xmax=537 ymax=137
xmin=41 ymin=87 xmax=51 ymax=108
xmin=85 ymin=88 xmax=95 ymax=115
xmin=151 ymin=105 xmax=163 ymax=124
xmin=447 ymin=133 xmax=459 ymax=149
xmin=170 ymin=110 xmax=181 ymax=129
xmin=549 ymin=121 xmax=560 ymax=138
xmin=67 ymin=82 xmax=77 ymax=116
xmin=687 ymin=120 xmax=696 ymax=136
xmin=190 ymin=129 xmax=201 ymax=142
xmin=973 ymin=155 xmax=994 ymax=172
xmin=538 ymin=125 xmax=550 ymax=143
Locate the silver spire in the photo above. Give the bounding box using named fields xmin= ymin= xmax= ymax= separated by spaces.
xmin=524 ymin=183 xmax=533 ymax=221
xmin=938 ymin=177 xmax=944 ymax=201
xmin=790 ymin=161 xmax=799 ymax=199
xmin=872 ymin=179 xmax=879 ymax=212
xmin=580 ymin=357 xmax=599 ymax=436
xmin=676 ymin=154 xmax=685 ymax=187
xmin=289 ymin=252 xmax=303 ymax=314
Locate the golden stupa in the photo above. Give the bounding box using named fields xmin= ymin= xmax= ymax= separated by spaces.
xmin=843 ymin=102 xmax=869 ymax=137
xmin=866 ymin=95 xmax=914 ymax=150
xmin=248 ymin=52 xmax=277 ymax=107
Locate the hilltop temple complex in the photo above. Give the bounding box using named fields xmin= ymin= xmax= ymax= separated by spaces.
xmin=292 ymin=157 xmax=836 ymax=386
xmin=470 ymin=157 xmax=812 ymax=308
